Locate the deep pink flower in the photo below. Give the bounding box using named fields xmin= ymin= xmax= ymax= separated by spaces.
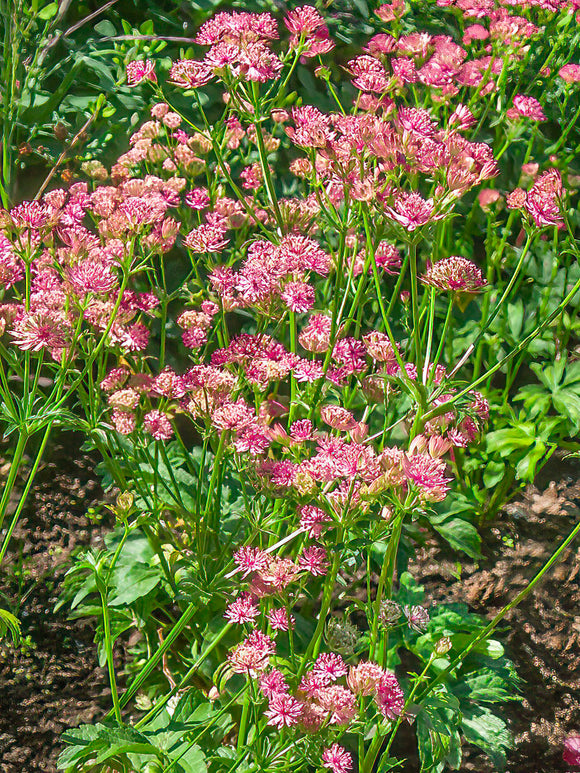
xmin=298 ymin=546 xmax=329 ymax=576
xmin=563 ymin=735 xmax=580 ymax=766
xmin=267 ymin=608 xmax=295 ymax=631
xmin=312 ymin=653 xmax=348 ymax=681
xmin=143 ymin=410 xmax=173 ymax=440
xmin=126 ymin=60 xmax=157 ymax=87
xmin=322 ymin=744 xmax=353 ymax=773
xmin=264 ymin=694 xmax=303 ymax=728
xmin=376 ymin=672 xmax=405 ymax=720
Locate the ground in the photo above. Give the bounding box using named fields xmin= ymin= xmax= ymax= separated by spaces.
xmin=0 ymin=444 xmax=579 ymax=772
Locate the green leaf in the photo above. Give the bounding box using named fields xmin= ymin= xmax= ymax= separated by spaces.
xmin=0 ymin=608 xmax=21 ymax=644
xmin=461 ymin=706 xmax=512 ymax=770
xmin=429 ymin=515 xmax=482 ymax=558
xmin=109 ymin=564 xmax=161 ymax=606
xmin=38 ymin=2 xmax=58 ymax=19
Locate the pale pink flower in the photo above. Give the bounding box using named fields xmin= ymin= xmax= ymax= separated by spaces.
xmin=169 ymin=59 xmax=213 ymax=88
xmin=299 ymin=505 xmax=331 ymax=539
xmin=317 ymin=685 xmax=357 ymax=725
xmin=312 ymin=653 xmax=348 ymax=681
xmin=111 ymin=409 xmax=136 ymax=435
xmin=559 ymin=64 xmax=580 ymax=83
xmin=385 ymin=192 xmax=438 ymax=231
xmin=421 ymin=257 xmax=486 ymax=293
xmin=10 ymin=313 xmax=70 ymax=353
xmin=320 ymin=405 xmax=358 ymax=432
xmin=224 ymin=592 xmax=259 ymax=624
xmin=403 ymin=604 xmax=430 ymax=632
xmin=228 ymin=630 xmax=274 ymax=674
xmin=347 ymin=661 xmax=385 ymax=696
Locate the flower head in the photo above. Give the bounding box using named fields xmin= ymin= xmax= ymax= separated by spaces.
xmin=421 ymin=257 xmax=485 ymax=294
xmin=322 ymin=744 xmax=353 ymax=773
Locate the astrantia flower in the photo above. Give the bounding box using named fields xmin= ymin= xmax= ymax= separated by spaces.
xmin=264 ymin=694 xmax=303 ymax=728
xmin=126 ymin=59 xmax=157 ymax=86
xmin=322 ymin=744 xmax=353 ymax=773
xmin=524 ymin=169 xmax=564 ymax=228
xmin=347 ymin=661 xmax=385 ymax=696
xmin=312 ymin=652 xmax=348 ymax=681
xmin=298 ymin=546 xmax=329 ymax=576
xmin=169 ymin=59 xmax=213 ymax=88
xmin=421 ymin=257 xmax=486 ymax=293
xmin=563 ymin=734 xmax=580 ymax=766
xmin=281 ymin=281 xmax=316 ymax=312
xmin=299 ymin=505 xmax=331 ymax=538
xmin=376 ymin=672 xmax=405 ymax=720
xmin=317 ymin=685 xmax=357 ymax=725
xmin=228 ymin=630 xmax=274 ymax=674
xmin=508 ymin=94 xmax=546 ymax=122
xmin=259 ymin=669 xmax=288 ymax=699
xmin=320 ymin=404 xmax=358 ymax=432
xmin=403 ymin=453 xmax=450 ymax=502
xmin=224 ymin=592 xmax=259 ymax=624
xmin=67 ymin=259 xmax=117 ymax=296
xmin=234 ymin=546 xmax=269 ymax=577
xmin=184 ymin=222 xmax=229 ymax=252
xmin=403 ymin=604 xmax=430 ymax=632
xmin=558 ymin=64 xmax=580 ymax=84
xmin=385 ymin=192 xmax=438 ymax=231
xmin=143 ymin=410 xmax=173 ymax=440
xmin=10 ymin=313 xmax=70 ymax=353
xmin=267 ymin=608 xmax=294 ymax=631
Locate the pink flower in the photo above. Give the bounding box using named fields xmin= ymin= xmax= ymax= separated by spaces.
xmin=264 ymin=694 xmax=303 ymax=728
xmin=259 ymin=669 xmax=288 ymax=699
xmin=267 ymin=608 xmax=295 ymax=631
xmin=376 ymin=672 xmax=405 ymax=720
xmin=126 ymin=60 xmax=157 ymax=87
xmin=281 ymin=281 xmax=316 ymax=313
xmin=10 ymin=312 xmax=70 ymax=353
xmin=559 ymin=64 xmax=580 ymax=84
xmin=403 ymin=453 xmax=450 ymax=502
xmin=385 ymin=192 xmax=438 ymax=231
xmin=298 ymin=546 xmax=329 ymax=576
xmin=322 ymin=744 xmax=353 ymax=773
xmin=347 ymin=661 xmax=385 ymax=696
xmin=233 ymin=546 xmax=269 ymax=577
xmin=312 ymin=652 xmax=348 ymax=681
xmin=228 ymin=630 xmax=274 ymax=674
xmin=299 ymin=505 xmax=331 ymax=539
xmin=525 ymin=169 xmax=564 ymax=228
xmin=143 ymin=410 xmax=173 ymax=440
xmin=508 ymin=94 xmax=546 ymax=122
xmin=563 ymin=735 xmax=580 ymax=766
xmin=67 ymin=259 xmax=117 ymax=295
xmin=169 ymin=59 xmax=213 ymax=88
xmin=421 ymin=257 xmax=486 ymax=293
xmin=224 ymin=592 xmax=259 ymax=624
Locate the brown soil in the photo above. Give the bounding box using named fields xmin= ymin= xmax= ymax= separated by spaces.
xmin=0 ymin=447 xmax=579 ymax=772
xmin=0 ymin=441 xmax=112 ymax=773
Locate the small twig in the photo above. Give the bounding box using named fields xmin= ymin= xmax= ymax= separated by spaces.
xmin=34 ymin=94 xmax=105 ymax=201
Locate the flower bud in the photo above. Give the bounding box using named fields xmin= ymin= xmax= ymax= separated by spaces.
xmin=435 ymin=636 xmax=452 ymax=655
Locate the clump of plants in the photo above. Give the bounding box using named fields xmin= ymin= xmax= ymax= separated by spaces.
xmin=0 ymin=1 xmax=579 ymax=771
